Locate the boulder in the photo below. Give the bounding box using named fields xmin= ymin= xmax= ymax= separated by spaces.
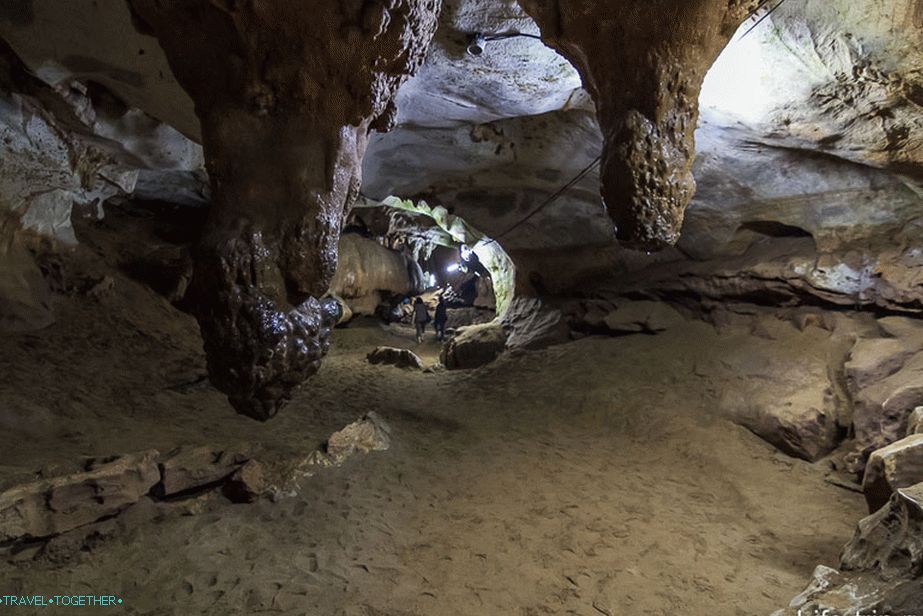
xmin=155 ymin=445 xmax=250 ymax=498
xmin=222 ymin=460 xmax=268 ymax=504
xmin=862 ymin=434 xmax=923 ymax=512
xmin=601 ymin=300 xmax=685 ymax=334
xmin=366 ymin=346 xmax=424 ymax=370
xmin=502 ymin=298 xmax=571 ymax=352
xmin=0 ymin=451 xmax=160 ymax=542
xmin=326 ymin=412 xmax=391 ymax=465
xmin=852 ymin=352 xmax=923 ymax=459
xmin=441 ymin=321 xmax=508 ymax=370
xmin=715 ymin=327 xmax=842 ymax=462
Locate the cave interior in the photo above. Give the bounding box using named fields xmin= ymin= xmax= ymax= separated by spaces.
xmin=1 ymin=1 xmax=923 ymax=614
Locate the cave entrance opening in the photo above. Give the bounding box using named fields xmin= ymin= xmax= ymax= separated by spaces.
xmin=329 ymin=195 xmax=515 ymax=334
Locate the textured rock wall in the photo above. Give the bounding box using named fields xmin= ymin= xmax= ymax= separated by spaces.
xmin=128 ymin=0 xmax=441 ymax=419
xmin=517 ymin=0 xmax=757 ymax=250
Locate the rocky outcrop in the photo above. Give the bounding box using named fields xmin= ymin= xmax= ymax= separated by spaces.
xmin=863 ymin=435 xmax=923 ymax=513
xmin=329 ymin=234 xmax=423 ymax=317
xmin=367 ymin=346 xmax=425 ymax=370
xmin=518 ymin=0 xmax=756 ymax=250
xmin=128 ymin=0 xmax=441 ymax=419
xmin=851 ymin=352 xmax=923 ymax=465
xmin=778 ymin=483 xmax=923 ymax=614
xmin=0 ymin=451 xmax=160 ymax=543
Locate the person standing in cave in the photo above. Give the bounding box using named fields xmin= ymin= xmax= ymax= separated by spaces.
xmin=434 ymin=296 xmax=448 ymax=342
xmin=413 ymin=297 xmax=430 ymax=343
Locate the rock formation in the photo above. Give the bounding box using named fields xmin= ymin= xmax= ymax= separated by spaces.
xmin=127 ymin=0 xmax=441 ymax=418
xmin=517 ymin=0 xmax=758 ymax=249
xmin=778 ymin=483 xmax=923 ymax=614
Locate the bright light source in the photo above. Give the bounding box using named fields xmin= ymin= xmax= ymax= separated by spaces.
xmin=446 ymin=263 xmax=460 ymax=274
xmin=428 ymin=273 xmax=436 ymax=287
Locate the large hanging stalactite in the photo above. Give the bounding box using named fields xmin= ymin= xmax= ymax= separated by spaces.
xmin=517 ymin=0 xmax=759 ymax=251
xmin=128 ymin=0 xmax=442 ymax=419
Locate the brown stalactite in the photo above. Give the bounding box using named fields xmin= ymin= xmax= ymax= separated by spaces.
xmin=517 ymin=0 xmax=759 ymax=251
xmin=129 ymin=0 xmax=441 ymax=419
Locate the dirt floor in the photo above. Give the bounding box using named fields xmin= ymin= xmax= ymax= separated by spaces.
xmin=0 ymin=262 xmax=867 ymax=615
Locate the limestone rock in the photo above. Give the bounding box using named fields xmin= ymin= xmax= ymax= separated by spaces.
xmin=908 ymin=407 xmax=923 ymax=437
xmin=326 ymin=413 xmax=392 ymax=465
xmin=0 ymin=226 xmax=54 ymax=333
xmin=845 ymin=338 xmax=917 ymax=395
xmin=502 ymin=298 xmax=571 ymax=352
xmin=601 ymin=301 xmax=685 ymax=334
xmin=715 ymin=326 xmax=842 ymax=461
xmin=777 ymin=484 xmax=923 ymax=615
xmin=852 ymin=352 xmax=923 ymax=460
xmin=155 ymin=445 xmax=251 ymax=498
xmin=519 ymin=0 xmax=753 ymax=250
xmin=367 ymin=347 xmax=424 ymax=370
xmin=129 ymin=0 xmax=441 ymax=419
xmin=862 ymin=435 xmax=923 ymax=513
xmin=441 ymin=321 xmax=508 ymax=370
xmin=0 ymin=451 xmax=160 ymax=542
xmin=222 ymin=460 xmax=268 ymax=504
xmin=329 ymin=234 xmax=423 ymax=314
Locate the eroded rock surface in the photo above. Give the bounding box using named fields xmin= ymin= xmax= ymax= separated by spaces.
xmin=518 ymin=0 xmax=756 ymax=249
xmin=863 ymin=435 xmax=923 ymax=513
xmin=128 ymin=0 xmax=441 ymax=418
xmin=0 ymin=451 xmax=160 ymax=543
xmin=778 ymin=484 xmax=923 ymax=614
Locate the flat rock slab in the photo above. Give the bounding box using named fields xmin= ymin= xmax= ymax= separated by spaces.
xmin=862 ymin=434 xmax=923 ymax=512
xmin=156 ymin=445 xmax=251 ymax=498
xmin=367 ymin=346 xmax=424 ymax=370
xmin=845 ymin=337 xmax=916 ymax=395
xmin=0 ymin=450 xmax=160 ymax=543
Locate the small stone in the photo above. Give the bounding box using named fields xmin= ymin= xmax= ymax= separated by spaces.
xmin=222 ymin=460 xmax=268 ymax=504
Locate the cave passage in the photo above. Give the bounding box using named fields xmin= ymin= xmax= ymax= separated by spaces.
xmin=1 ymin=1 xmax=923 ymax=614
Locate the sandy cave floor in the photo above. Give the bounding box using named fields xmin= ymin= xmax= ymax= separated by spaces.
xmin=0 ymin=268 xmax=867 ymax=616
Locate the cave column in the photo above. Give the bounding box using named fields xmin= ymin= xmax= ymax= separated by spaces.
xmin=517 ymin=0 xmax=758 ymax=250
xmin=130 ymin=0 xmax=441 ymax=419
